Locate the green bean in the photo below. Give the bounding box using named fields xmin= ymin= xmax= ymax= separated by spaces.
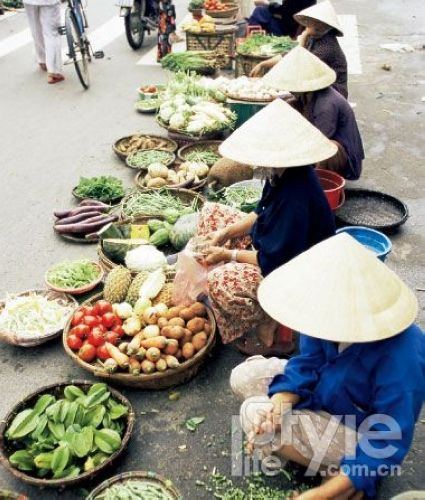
xmin=126 ymin=150 xmax=173 ymax=169
xmin=122 ymin=189 xmax=191 ymax=217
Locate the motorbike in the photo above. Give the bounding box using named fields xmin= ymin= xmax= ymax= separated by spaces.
xmin=117 ymin=0 xmax=159 ymax=50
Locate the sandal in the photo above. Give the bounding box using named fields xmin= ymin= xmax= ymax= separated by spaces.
xmin=48 ymin=74 xmax=65 ymax=84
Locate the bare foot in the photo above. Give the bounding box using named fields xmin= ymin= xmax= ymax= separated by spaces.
xmin=256 ymin=318 xmax=279 ymax=347
xmin=39 ymin=63 xmax=47 ymax=71
xmin=48 ymin=73 xmax=65 ymax=84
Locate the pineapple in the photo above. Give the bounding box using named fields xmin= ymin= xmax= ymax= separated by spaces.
xmin=103 ymin=266 xmax=132 ymax=304
xmin=125 ymin=271 xmax=149 ymax=306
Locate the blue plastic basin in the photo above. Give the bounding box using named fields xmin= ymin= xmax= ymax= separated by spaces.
xmin=336 ymin=226 xmax=392 ymax=261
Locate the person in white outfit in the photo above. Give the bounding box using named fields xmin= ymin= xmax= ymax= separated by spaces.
xmin=24 ymin=0 xmax=64 ymax=84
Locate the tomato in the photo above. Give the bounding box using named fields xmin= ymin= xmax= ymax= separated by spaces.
xmin=83 ymin=315 xmax=99 ymax=328
xmin=81 ymin=305 xmax=96 ymax=315
xmin=104 ymin=331 xmax=120 ymax=346
xmin=113 ymin=316 xmax=123 ymax=327
xmin=71 ymin=310 xmax=85 ymax=326
xmin=101 ymin=312 xmax=117 ymax=329
xmin=67 ymin=334 xmax=83 ymax=350
xmin=112 ymin=324 xmax=125 ymax=337
xmin=97 ymin=323 xmax=107 ymax=333
xmin=70 ymin=324 xmax=90 ymax=339
xmin=96 ymin=344 xmax=110 ymax=361
xmin=78 ymin=344 xmax=97 ymax=362
xmin=87 ymin=327 xmax=105 ymax=347
xmin=94 ymin=300 xmax=113 ymax=316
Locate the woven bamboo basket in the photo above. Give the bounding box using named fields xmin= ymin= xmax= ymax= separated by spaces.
xmin=71 ymin=187 xmax=124 ymax=206
xmin=185 ymin=28 xmax=236 ymax=69
xmin=177 ymin=140 xmax=222 ymax=164
xmin=87 ymin=471 xmax=183 ymax=499
xmin=0 ymin=381 xmax=135 ymax=488
xmin=206 ymin=4 xmax=239 ymax=18
xmin=0 ymin=290 xmax=77 ymax=347
xmin=63 ymin=293 xmax=217 ymax=389
xmin=156 ymin=116 xmax=230 ymax=142
xmin=234 ymin=52 xmax=273 ymax=77
xmin=120 ymin=187 xmax=206 ymax=220
xmin=125 ymin=150 xmax=176 ymax=170
xmin=112 ymin=135 xmax=178 ymax=161
xmin=134 ymin=170 xmax=207 ymax=192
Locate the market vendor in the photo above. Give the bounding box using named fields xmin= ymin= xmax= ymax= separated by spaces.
xmin=251 ymin=0 xmax=348 ymax=98
xmin=262 ymin=46 xmax=364 ymax=179
xmin=231 ymin=233 xmax=425 ymax=499
xmin=196 ymin=99 xmax=337 ymax=356
xmin=247 ymin=0 xmax=316 ymax=38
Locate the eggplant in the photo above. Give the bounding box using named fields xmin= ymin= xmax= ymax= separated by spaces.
xmin=54 ymin=215 xmax=118 ymax=234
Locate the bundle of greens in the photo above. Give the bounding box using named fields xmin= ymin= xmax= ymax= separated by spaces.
xmin=237 ymin=34 xmax=297 ymax=56
xmin=74 ymin=176 xmax=125 ymax=203
xmin=161 ymin=51 xmax=218 ymax=74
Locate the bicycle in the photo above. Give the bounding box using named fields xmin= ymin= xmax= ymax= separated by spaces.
xmin=59 ymin=0 xmax=104 ymax=89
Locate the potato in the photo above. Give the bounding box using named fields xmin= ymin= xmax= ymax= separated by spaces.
xmin=156 ymin=358 xmax=168 ymax=372
xmin=164 ymin=355 xmax=179 ymax=369
xmin=168 ymin=317 xmax=185 ymax=328
xmin=143 ymin=307 xmax=159 ymax=325
xmin=141 ymin=359 xmax=156 ymax=374
xmin=192 ymin=332 xmax=207 ymax=351
xmin=204 ymin=321 xmax=211 ymax=335
xmin=176 ymin=349 xmax=182 ymax=360
xmin=162 ymin=325 xmax=185 ymax=340
xmin=186 ymin=317 xmax=205 ymax=334
xmin=181 ymin=328 xmax=192 ymax=346
xmin=166 ymin=306 xmax=183 ymax=320
xmin=146 ymin=347 xmax=161 ymax=362
xmin=190 ymin=302 xmax=207 ymax=317
xmin=157 ymin=317 xmax=168 ymax=329
xmin=143 ymin=325 xmax=160 ymax=338
xmin=179 ymin=307 xmax=196 ymax=321
xmin=164 ymin=339 xmax=179 ymax=355
xmin=182 ymin=342 xmax=195 ymax=360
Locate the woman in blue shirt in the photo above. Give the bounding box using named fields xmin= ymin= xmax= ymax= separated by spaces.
xmin=231 ymin=233 xmax=424 ymax=499
xmin=199 ymin=99 xmax=337 ymax=355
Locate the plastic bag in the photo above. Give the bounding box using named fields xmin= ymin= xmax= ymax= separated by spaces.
xmin=169 ymin=212 xmax=199 ymax=251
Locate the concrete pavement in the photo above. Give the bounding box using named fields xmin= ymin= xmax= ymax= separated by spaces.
xmin=0 ymin=0 xmax=424 ymax=498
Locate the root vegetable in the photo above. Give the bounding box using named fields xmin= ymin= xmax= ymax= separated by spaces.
xmin=105 ymin=342 xmax=129 ymax=369
xmin=176 ymin=349 xmax=182 ymax=359
xmin=129 ymin=357 xmax=141 ymax=375
xmin=141 ymin=336 xmax=167 ymax=350
xmin=154 ymin=303 xmax=168 ymax=316
xmin=54 ymin=215 xmax=117 ymax=234
xmin=164 ymin=339 xmax=179 ymax=355
xmin=143 ymin=307 xmax=159 ymax=325
xmin=192 ymin=331 xmax=207 ymax=351
xmin=103 ymin=358 xmax=118 ymax=373
xmin=135 ymin=347 xmax=147 ymax=361
xmin=168 ymin=317 xmax=185 ymax=328
xmin=157 ymin=317 xmax=168 ymax=329
xmin=166 ymin=306 xmax=183 ymax=320
xmin=164 ymin=355 xmax=180 ymax=369
xmin=141 ymin=359 xmax=156 ymax=374
xmin=179 ymin=308 xmax=196 ymax=321
xmin=55 ymin=211 xmax=103 ymax=225
xmin=182 ymin=342 xmax=195 ymax=360
xmin=162 ymin=325 xmax=185 ymax=340
xmin=79 ymin=199 xmax=110 ymax=207
xmin=182 ymin=329 xmax=192 ymax=345
xmin=146 ymin=347 xmax=161 ymax=362
xmin=147 ymin=178 xmax=168 ymax=189
xmin=54 ymin=205 xmax=108 ymax=219
xmin=187 ymin=317 xmax=205 ymax=334
xmin=156 ymin=358 xmax=167 ymax=372
xmin=204 ymin=321 xmax=211 ymax=335
xmin=127 ymin=332 xmax=143 ymax=355
xmin=190 ymin=302 xmax=207 ymax=317
xmin=143 ymin=325 xmax=160 ymax=338
xmin=118 ymin=342 xmax=130 ymax=354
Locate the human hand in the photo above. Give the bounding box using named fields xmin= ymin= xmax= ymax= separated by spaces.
xmin=291 ymin=487 xmax=329 ymax=499
xmin=204 ymin=246 xmax=231 ymax=266
xmin=254 ymin=0 xmax=269 ymax=6
xmin=206 ymin=228 xmax=229 ymax=247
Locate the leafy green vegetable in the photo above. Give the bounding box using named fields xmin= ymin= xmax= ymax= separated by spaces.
xmin=237 ymin=34 xmax=297 ymax=56
xmin=46 ymin=259 xmax=101 ymax=289
xmin=185 ymin=416 xmax=205 ymax=432
xmin=224 ymin=186 xmax=262 ymax=212
xmin=75 ymin=176 xmax=125 ymax=203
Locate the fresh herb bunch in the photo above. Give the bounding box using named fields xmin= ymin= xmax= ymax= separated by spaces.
xmin=6 ymin=384 xmax=128 ymax=480
xmin=75 ymin=176 xmax=125 ymax=203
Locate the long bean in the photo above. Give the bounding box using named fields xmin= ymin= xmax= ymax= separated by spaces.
xmin=122 ymin=189 xmax=197 ymax=217
xmin=94 ymin=480 xmax=173 ymax=500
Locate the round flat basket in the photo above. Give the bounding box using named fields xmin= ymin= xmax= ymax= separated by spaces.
xmin=336 ymin=189 xmax=408 ymax=232
xmin=45 ymin=261 xmax=104 ymax=296
xmin=87 ymin=470 xmax=182 ymax=500
xmin=72 ymin=187 xmax=124 ymax=206
xmin=156 ymin=117 xmax=227 ymax=141
xmin=206 ymin=4 xmax=238 ymax=17
xmin=120 ymin=187 xmax=206 ymax=220
xmin=134 ymin=171 xmax=207 ymax=192
xmin=54 ymin=228 xmax=99 ymax=244
xmin=225 ymin=92 xmax=277 ymax=103
xmin=0 ymin=289 xmax=77 ymax=347
xmin=113 ymin=135 xmax=178 ymax=161
xmin=134 ymin=100 xmax=161 ymax=114
xmin=0 ymin=381 xmax=135 ymax=488
xmin=177 ymin=140 xmax=222 ymax=165
xmin=63 ymin=292 xmax=216 ymax=390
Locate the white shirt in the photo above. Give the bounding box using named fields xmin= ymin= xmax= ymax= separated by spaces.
xmin=24 ymin=0 xmax=60 ymax=6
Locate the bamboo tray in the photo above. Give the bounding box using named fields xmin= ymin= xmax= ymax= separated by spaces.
xmin=0 ymin=381 xmax=135 ymax=488
xmin=113 ymin=135 xmax=178 ymax=161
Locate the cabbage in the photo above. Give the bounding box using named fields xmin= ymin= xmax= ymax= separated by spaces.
xmin=170 ymin=213 xmax=199 ymax=251
xmin=159 ymin=104 xmax=175 ymax=123
xmin=169 ymin=112 xmax=186 ymax=130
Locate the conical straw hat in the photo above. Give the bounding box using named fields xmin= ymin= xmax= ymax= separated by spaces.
xmin=262 ymin=46 xmax=336 ymax=92
xmin=294 ymin=0 xmax=343 ymax=37
xmin=219 ymin=99 xmax=337 ymax=168
xmin=258 ymin=233 xmax=418 ymax=343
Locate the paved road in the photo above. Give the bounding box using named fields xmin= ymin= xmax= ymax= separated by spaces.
xmin=0 ymin=0 xmax=424 ymax=498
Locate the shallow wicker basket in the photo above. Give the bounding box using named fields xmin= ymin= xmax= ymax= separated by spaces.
xmin=134 ymin=170 xmax=207 ymax=192
xmin=0 ymin=290 xmax=77 ymax=347
xmin=71 ymin=187 xmax=124 ymax=206
xmin=120 ymin=187 xmax=206 ymax=220
xmin=156 ymin=116 xmax=228 ymax=141
xmin=206 ymin=4 xmax=238 ymax=17
xmin=177 ymin=140 xmax=222 ymax=164
xmin=87 ymin=470 xmax=183 ymax=499
xmin=0 ymin=381 xmax=135 ymax=488
xmin=113 ymin=135 xmax=178 ymax=161
xmin=125 ymin=150 xmax=176 ymax=170
xmin=63 ymin=293 xmax=216 ymax=389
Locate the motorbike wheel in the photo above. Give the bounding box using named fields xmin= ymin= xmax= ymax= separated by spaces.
xmin=124 ymin=0 xmax=146 ymax=50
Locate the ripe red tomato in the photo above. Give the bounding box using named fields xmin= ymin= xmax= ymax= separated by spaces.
xmin=97 ymin=323 xmax=107 ymax=333
xmin=94 ymin=300 xmax=113 ymax=316
xmin=104 ymin=331 xmax=120 ymax=345
xmin=96 ymin=344 xmax=110 ymax=361
xmin=83 ymin=315 xmax=99 ymax=328
xmin=78 ymin=344 xmax=97 ymax=362
xmin=70 ymin=324 xmax=90 ymax=339
xmin=81 ymin=306 xmax=96 ymax=315
xmin=111 ymin=324 xmax=125 ymax=337
xmin=101 ymin=312 xmax=117 ymax=329
xmin=87 ymin=327 xmax=105 ymax=347
xmin=71 ymin=310 xmax=85 ymax=327
xmin=113 ymin=316 xmax=123 ymax=327
xmin=67 ymin=334 xmax=83 ymax=351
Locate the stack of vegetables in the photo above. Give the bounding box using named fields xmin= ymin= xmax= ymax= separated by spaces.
xmin=160 ymin=51 xmax=219 ymax=75
xmin=114 ymin=135 xmax=175 ymax=158
xmin=5 ymin=383 xmax=128 ymax=480
xmin=182 ymin=15 xmax=216 ymax=33
xmin=66 ymin=268 xmax=213 ymax=375
xmin=138 ymin=161 xmax=210 ymax=189
xmin=162 ymin=71 xmax=226 ymax=103
xmin=237 ymin=34 xmax=297 ymax=56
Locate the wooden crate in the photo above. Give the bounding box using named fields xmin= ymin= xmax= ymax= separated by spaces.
xmin=186 ymin=28 xmax=237 ymax=69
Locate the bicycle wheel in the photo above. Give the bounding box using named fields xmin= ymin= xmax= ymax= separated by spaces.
xmin=124 ymin=0 xmax=146 ymax=50
xmin=65 ymin=8 xmax=90 ymax=89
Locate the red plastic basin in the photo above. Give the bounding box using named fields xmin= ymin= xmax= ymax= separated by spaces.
xmin=316 ymin=168 xmax=346 ymax=210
